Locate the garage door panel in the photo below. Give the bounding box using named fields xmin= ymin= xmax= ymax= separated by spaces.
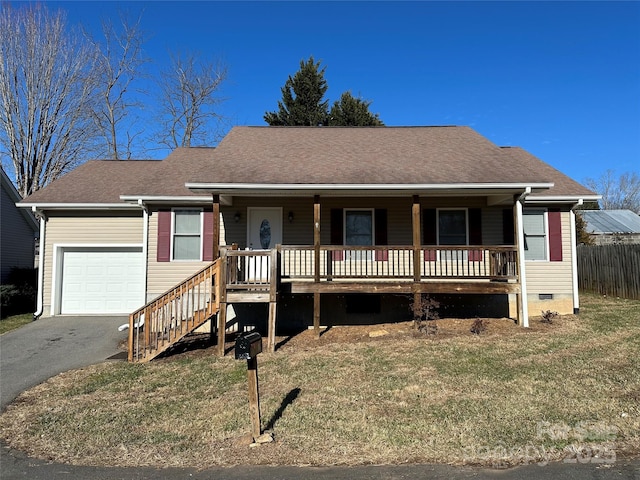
xmin=60 ymin=248 xmax=144 ymax=315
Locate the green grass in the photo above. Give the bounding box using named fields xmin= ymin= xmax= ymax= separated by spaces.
xmin=0 ymin=313 xmax=32 ymax=334
xmin=0 ymin=293 xmax=638 ymax=468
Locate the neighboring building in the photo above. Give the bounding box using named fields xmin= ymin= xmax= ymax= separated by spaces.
xmin=1 ymin=168 xmax=38 ymax=283
xmin=580 ymin=210 xmax=640 ymax=245
xmin=18 ymin=126 xmax=599 ymax=361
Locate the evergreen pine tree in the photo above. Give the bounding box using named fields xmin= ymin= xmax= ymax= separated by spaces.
xmin=328 ymin=91 xmax=384 ymax=126
xmin=264 ymin=56 xmax=329 ymax=126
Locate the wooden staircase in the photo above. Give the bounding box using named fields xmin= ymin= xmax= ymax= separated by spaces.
xmin=128 ymin=260 xmax=222 ymax=363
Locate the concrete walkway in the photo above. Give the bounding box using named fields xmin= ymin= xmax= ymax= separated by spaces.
xmin=1 ymin=317 xmax=638 ymax=479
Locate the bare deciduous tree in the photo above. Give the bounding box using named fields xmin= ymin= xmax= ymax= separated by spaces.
xmin=585 ymin=170 xmax=640 ymax=213
xmin=157 ymin=52 xmax=228 ymax=149
xmin=0 ymin=4 xmax=98 ymax=197
xmin=88 ymin=12 xmax=149 ymax=160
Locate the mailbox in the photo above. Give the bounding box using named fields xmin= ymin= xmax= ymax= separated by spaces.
xmin=235 ymin=331 xmax=263 ymax=360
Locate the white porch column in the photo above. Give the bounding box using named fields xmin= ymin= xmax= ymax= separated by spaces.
xmin=515 ymin=195 xmax=529 ymax=327
xmin=570 ymin=200 xmax=583 ymax=314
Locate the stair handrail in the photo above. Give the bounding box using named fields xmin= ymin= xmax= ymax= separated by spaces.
xmin=128 ymin=259 xmax=221 ymax=362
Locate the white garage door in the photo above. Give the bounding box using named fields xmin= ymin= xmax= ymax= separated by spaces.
xmin=60 ymin=248 xmax=144 ymax=314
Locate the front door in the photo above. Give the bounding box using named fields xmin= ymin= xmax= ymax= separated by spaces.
xmin=247 ymin=207 xmax=283 ymax=250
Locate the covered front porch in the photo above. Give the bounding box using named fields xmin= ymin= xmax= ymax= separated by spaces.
xmin=219 ymin=242 xmax=521 ymax=347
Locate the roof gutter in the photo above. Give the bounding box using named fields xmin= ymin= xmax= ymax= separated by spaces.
xmin=18 ymin=203 xmax=140 ymax=210
xmin=525 ymin=195 xmax=601 ymax=205
xmin=119 ymin=195 xmax=233 ymax=206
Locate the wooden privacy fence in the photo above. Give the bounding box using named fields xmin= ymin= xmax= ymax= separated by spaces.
xmin=577 ymin=244 xmax=640 ymax=300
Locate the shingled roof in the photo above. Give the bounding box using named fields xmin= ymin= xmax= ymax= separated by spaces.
xmin=186 ymin=126 xmax=558 ymax=185
xmin=20 ymin=126 xmax=596 ymax=205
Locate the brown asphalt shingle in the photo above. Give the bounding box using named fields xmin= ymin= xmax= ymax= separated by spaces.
xmin=20 ymin=126 xmax=595 ymax=204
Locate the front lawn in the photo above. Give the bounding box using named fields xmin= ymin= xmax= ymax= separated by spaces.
xmin=0 ymin=293 xmax=638 ymax=468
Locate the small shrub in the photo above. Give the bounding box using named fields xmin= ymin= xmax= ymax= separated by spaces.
xmin=410 ymin=294 xmax=440 ymax=335
xmin=470 ymin=317 xmax=487 ymax=335
xmin=540 ymin=310 xmax=558 ymax=324
xmin=1 ymin=268 xmax=37 ymax=319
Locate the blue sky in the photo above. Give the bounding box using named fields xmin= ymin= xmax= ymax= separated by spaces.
xmin=47 ymin=0 xmax=639 ymax=184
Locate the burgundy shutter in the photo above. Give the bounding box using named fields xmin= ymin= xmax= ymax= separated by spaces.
xmin=330 ymin=208 xmax=344 ymax=261
xmin=374 ymin=209 xmax=388 ymax=261
xmin=423 ymin=208 xmax=437 ymax=261
xmin=468 ymin=208 xmax=483 ymax=261
xmin=202 ymin=210 xmax=214 ymax=261
xmin=503 ymin=209 xmax=515 ymax=245
xmin=157 ymin=210 xmax=171 ymax=262
xmin=548 ymin=209 xmax=563 ymax=262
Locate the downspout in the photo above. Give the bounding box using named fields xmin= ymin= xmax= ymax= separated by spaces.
xmin=138 ymin=199 xmax=149 ymax=306
xmin=32 ymin=207 xmax=47 ymax=320
xmin=570 ymin=199 xmax=584 ymax=314
xmin=516 ymin=188 xmax=531 ymax=327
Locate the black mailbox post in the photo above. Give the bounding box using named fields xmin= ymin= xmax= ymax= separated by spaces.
xmin=235 ymin=331 xmax=263 ymax=440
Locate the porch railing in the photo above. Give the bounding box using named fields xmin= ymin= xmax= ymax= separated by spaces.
xmin=279 ymin=245 xmax=517 ymax=281
xmin=222 ymin=247 xmax=276 ymax=289
xmin=128 ymin=260 xmax=221 ymax=363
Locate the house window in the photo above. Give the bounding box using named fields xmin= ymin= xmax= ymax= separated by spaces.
xmin=345 ymin=209 xmax=373 ymax=246
xmin=173 ymin=209 xmax=202 ymax=260
xmin=523 ymin=209 xmax=547 ymax=261
xmin=345 ymin=209 xmax=374 ymax=260
xmin=438 ymin=209 xmax=467 ymax=245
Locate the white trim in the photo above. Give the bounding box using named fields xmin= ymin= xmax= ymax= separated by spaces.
xmin=170 ymin=208 xmax=204 ymax=262
xmin=34 ymin=215 xmax=46 ymax=318
xmin=18 ymin=203 xmax=140 ymax=210
xmin=187 ymin=182 xmax=554 ymax=190
xmin=51 ymin=243 xmax=144 ymax=316
xmin=119 ymin=195 xmax=233 ymax=206
xmin=142 ymin=207 xmax=149 ymax=304
xmin=570 ymin=208 xmax=580 ymax=313
xmin=525 ymin=195 xmax=601 ymax=204
xmin=515 ymin=201 xmax=529 ymax=327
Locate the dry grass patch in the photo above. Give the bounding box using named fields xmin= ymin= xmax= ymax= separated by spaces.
xmin=0 ymin=313 xmax=32 ymax=334
xmin=0 ymin=293 xmax=638 ymax=468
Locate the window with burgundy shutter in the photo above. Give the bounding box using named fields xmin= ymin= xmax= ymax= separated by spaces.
xmin=157 ymin=209 xmax=207 ymax=262
xmin=522 ymin=209 xmax=547 ymax=261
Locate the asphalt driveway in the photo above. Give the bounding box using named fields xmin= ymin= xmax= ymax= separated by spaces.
xmin=0 ymin=315 xmax=128 ymax=411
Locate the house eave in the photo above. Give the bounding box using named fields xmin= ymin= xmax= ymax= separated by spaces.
xmin=185 ymin=182 xmax=555 ymax=197
xmin=525 ymin=195 xmax=601 ymax=205
xmin=17 ymin=202 xmax=141 ymax=211
xmin=119 ymin=195 xmax=233 ymax=206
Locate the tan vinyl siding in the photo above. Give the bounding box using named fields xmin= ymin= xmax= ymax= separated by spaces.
xmin=42 ymin=211 xmax=143 ymax=316
xmin=146 ymin=208 xmax=225 ymax=299
xmin=482 ymin=207 xmax=507 ymax=245
xmin=221 ymin=197 xmax=508 ymax=247
xmin=525 ymin=211 xmax=573 ymax=295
